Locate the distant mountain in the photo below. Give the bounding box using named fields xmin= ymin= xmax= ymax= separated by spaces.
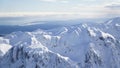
xmin=0 ymin=17 xmax=108 ymax=35
xmin=0 ymin=23 xmax=62 ymax=35
xmin=0 ymin=17 xmax=120 ymax=68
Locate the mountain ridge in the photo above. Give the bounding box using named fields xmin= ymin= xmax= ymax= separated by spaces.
xmin=0 ymin=17 xmax=120 ymax=68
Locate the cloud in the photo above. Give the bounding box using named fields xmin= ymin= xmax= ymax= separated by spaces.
xmin=39 ymin=0 xmax=68 ymax=3
xmin=40 ymin=0 xmax=56 ymax=2
xmin=105 ymin=3 xmax=120 ymax=9
xmin=0 ymin=12 xmax=111 ymax=18
xmin=70 ymin=4 xmax=120 ymax=18
xmin=60 ymin=0 xmax=68 ymax=3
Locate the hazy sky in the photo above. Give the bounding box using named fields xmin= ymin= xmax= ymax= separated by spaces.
xmin=0 ymin=0 xmax=120 ymax=25
xmin=0 ymin=0 xmax=120 ymax=16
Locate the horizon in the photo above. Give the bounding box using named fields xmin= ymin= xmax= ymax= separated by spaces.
xmin=0 ymin=14 xmax=119 ymax=26
xmin=0 ymin=0 xmax=120 ymax=25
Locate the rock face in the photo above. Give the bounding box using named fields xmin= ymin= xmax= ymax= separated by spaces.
xmin=0 ymin=45 xmax=77 ymax=68
xmin=0 ymin=17 xmax=120 ymax=68
xmin=0 ymin=35 xmax=77 ymax=68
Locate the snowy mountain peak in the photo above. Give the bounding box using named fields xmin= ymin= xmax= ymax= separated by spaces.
xmin=0 ymin=37 xmax=9 ymax=44
xmin=0 ymin=35 xmax=78 ymax=68
xmin=106 ymin=17 xmax=120 ymax=25
xmin=0 ymin=17 xmax=120 ymax=68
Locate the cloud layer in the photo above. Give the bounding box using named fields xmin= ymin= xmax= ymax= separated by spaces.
xmin=39 ymin=0 xmax=68 ymax=3
xmin=106 ymin=3 xmax=120 ymax=9
xmin=0 ymin=0 xmax=120 ymax=18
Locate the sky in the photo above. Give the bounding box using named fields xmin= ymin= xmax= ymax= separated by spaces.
xmin=0 ymin=0 xmax=120 ymax=25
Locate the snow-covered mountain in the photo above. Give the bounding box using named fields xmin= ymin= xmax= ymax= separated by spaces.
xmin=0 ymin=17 xmax=120 ymax=68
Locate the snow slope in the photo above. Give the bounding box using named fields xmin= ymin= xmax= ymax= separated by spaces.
xmin=0 ymin=17 xmax=120 ymax=68
xmin=0 ymin=37 xmax=11 ymax=57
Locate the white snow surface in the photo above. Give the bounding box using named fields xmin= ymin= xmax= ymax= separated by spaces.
xmin=0 ymin=17 xmax=120 ymax=68
xmin=0 ymin=37 xmax=12 ymax=57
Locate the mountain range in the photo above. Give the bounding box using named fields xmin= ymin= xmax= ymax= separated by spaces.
xmin=0 ymin=17 xmax=120 ymax=68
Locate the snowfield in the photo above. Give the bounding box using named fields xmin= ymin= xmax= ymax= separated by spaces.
xmin=0 ymin=17 xmax=120 ymax=68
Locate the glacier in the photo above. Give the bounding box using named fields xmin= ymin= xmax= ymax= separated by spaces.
xmin=0 ymin=17 xmax=120 ymax=68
